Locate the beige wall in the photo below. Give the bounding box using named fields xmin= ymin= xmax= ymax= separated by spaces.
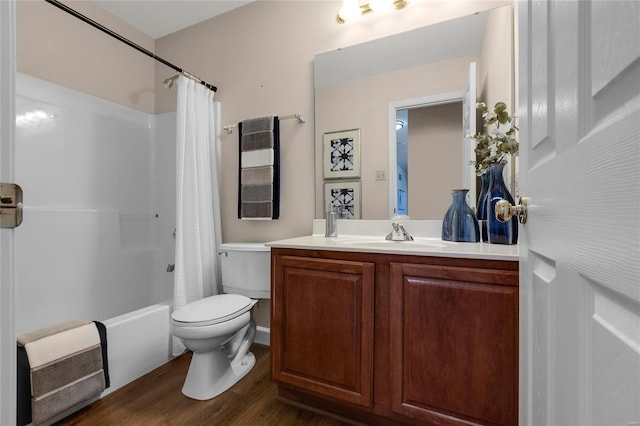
xmin=407 ymin=102 xmax=463 ymax=219
xmin=17 ymin=0 xmax=156 ymax=113
xmin=314 ymin=55 xmax=476 ymax=219
xmin=478 ymin=4 xmax=514 ymax=110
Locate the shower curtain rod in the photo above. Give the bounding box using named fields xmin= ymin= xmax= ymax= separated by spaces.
xmin=44 ymin=0 xmax=217 ymax=93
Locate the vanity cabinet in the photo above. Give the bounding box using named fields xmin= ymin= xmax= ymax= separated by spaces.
xmin=389 ymin=262 xmax=518 ymax=426
xmin=271 ymin=255 xmax=375 ymax=407
xmin=271 ymin=248 xmax=519 ymax=426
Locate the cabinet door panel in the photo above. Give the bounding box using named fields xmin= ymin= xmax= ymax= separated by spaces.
xmin=272 ymin=255 xmax=374 ymax=407
xmin=390 ymin=263 xmax=518 ymax=425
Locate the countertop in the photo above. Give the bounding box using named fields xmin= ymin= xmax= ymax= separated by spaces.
xmin=266 ymin=220 xmax=518 ymax=261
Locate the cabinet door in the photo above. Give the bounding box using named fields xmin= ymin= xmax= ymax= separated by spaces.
xmin=272 ymin=255 xmax=374 ymax=407
xmin=390 ymin=263 xmax=518 ymax=425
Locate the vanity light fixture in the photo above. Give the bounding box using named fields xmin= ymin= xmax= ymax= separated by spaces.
xmin=337 ymin=0 xmax=408 ymax=24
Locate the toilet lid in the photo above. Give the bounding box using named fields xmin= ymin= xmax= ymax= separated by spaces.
xmin=172 ymin=294 xmax=253 ymax=327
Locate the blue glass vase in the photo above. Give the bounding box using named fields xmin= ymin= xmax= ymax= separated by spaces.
xmin=476 ymin=172 xmax=490 ymax=242
xmin=442 ymin=189 xmax=480 ymax=242
xmin=485 ymin=162 xmax=518 ymax=245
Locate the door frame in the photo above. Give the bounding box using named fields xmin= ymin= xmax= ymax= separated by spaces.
xmin=0 ymin=0 xmax=16 ymax=424
xmin=387 ymin=90 xmax=466 ymax=218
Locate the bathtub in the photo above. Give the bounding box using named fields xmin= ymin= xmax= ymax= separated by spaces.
xmin=102 ymin=301 xmax=174 ymax=396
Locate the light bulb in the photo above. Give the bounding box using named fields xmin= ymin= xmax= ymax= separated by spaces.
xmin=337 ymin=0 xmax=361 ymax=23
xmin=370 ymin=0 xmax=393 ymax=13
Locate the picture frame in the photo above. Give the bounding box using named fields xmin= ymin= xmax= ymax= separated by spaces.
xmin=324 ymin=180 xmax=361 ymax=219
xmin=323 ymin=129 xmax=361 ymax=179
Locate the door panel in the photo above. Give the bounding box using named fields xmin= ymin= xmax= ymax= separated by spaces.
xmin=271 ymin=255 xmax=374 ymax=407
xmin=519 ymin=1 xmax=640 ymax=425
xmin=390 ymin=263 xmax=518 ymax=425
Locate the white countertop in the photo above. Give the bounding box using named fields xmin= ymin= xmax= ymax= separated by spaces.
xmin=266 ymin=220 xmax=519 ymax=262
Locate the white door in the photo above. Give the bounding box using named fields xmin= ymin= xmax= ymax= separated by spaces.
xmin=518 ymin=1 xmax=640 ymax=425
xmin=0 ymin=0 xmax=16 ymax=424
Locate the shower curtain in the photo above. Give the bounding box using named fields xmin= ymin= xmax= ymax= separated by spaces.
xmin=173 ymin=76 xmax=222 ymax=356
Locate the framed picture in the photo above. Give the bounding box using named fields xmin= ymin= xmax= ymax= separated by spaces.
xmin=324 ymin=180 xmax=361 ymax=219
xmin=323 ymin=129 xmax=361 ymax=179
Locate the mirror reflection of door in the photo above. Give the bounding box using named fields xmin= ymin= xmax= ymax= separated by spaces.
xmin=395 ymin=102 xmax=463 ymax=218
xmin=395 ymin=109 xmax=408 ymax=215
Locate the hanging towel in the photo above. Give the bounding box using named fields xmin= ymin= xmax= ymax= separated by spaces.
xmin=16 ymin=319 xmax=109 ymax=426
xmin=238 ymin=115 xmax=280 ymax=220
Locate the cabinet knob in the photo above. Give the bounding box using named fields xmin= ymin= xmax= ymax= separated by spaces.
xmin=495 ymin=197 xmax=529 ymax=224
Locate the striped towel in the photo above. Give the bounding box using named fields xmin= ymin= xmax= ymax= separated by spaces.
xmin=238 ymin=115 xmax=280 ymax=220
xmin=16 ymin=319 xmax=109 ymax=426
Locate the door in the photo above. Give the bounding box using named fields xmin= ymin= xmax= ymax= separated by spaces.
xmin=518 ymin=1 xmax=640 ymax=425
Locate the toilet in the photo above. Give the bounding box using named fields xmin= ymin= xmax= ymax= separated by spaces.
xmin=171 ymin=242 xmax=270 ymax=400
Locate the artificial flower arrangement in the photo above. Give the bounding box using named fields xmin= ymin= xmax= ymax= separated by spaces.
xmin=468 ymin=101 xmax=519 ymax=175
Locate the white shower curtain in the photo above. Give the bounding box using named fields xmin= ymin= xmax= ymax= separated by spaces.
xmin=173 ymin=76 xmax=222 ymax=356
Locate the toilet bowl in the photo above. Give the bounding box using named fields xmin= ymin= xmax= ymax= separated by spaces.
xmin=171 ymin=243 xmax=270 ymax=400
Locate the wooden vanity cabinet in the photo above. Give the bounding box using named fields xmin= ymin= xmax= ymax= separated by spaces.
xmin=271 ymin=248 xmax=519 ymax=426
xmin=389 ymin=262 xmax=519 ymax=426
xmin=271 ymin=254 xmax=375 ymax=407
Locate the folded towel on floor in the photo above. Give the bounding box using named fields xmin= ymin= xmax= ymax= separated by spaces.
xmin=238 ymin=115 xmax=280 ymax=220
xmin=17 ymin=319 xmax=110 ymax=426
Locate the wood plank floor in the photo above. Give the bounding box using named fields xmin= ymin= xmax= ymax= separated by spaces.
xmin=55 ymin=344 xmax=348 ymax=426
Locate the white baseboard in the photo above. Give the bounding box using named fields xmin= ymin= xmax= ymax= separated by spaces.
xmin=255 ymin=326 xmax=270 ymax=346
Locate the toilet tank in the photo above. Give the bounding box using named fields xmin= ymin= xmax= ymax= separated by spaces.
xmin=219 ymin=243 xmax=270 ymax=299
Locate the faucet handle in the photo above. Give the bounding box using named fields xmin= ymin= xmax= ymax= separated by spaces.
xmin=397 ymin=224 xmax=414 ymax=240
xmin=386 ymin=222 xmax=413 ymax=241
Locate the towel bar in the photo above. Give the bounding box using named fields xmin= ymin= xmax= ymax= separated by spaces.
xmin=224 ymin=113 xmax=305 ymax=134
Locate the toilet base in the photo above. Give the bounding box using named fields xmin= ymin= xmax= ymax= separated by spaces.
xmin=181 ymin=349 xmax=256 ymax=400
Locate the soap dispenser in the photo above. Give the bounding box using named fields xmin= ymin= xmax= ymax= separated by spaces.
xmin=325 ymin=207 xmax=338 ymax=237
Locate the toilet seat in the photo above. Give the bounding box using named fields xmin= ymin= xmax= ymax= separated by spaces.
xmin=172 ymin=294 xmax=254 ymax=328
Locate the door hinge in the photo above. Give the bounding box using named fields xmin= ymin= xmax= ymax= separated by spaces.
xmin=0 ymin=183 xmax=23 ymax=228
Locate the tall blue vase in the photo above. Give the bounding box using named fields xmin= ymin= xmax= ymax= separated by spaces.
xmin=442 ymin=189 xmax=480 ymax=242
xmin=476 ymin=172 xmax=490 ymax=242
xmin=485 ymin=162 xmax=518 ymax=245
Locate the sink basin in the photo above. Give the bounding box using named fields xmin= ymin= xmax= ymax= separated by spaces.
xmin=331 ymin=237 xmax=447 ymax=250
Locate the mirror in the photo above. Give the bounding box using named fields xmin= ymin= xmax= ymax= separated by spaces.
xmin=314 ymin=4 xmax=514 ymax=219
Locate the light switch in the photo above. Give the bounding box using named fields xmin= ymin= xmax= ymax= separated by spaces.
xmin=375 ymin=170 xmax=387 ymax=181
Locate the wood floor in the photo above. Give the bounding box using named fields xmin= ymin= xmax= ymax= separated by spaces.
xmin=55 ymin=344 xmax=348 ymax=426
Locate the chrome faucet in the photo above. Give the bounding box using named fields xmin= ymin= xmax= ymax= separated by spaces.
xmin=385 ymin=222 xmax=414 ymax=241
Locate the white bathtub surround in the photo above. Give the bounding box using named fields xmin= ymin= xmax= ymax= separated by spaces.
xmin=173 ymin=76 xmax=222 ymax=356
xmin=15 ymin=74 xmax=175 ymax=336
